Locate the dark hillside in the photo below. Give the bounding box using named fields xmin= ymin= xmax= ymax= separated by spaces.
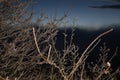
xmin=56 ymin=27 xmax=120 ymax=69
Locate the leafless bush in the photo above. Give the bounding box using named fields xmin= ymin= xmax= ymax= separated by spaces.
xmin=0 ymin=0 xmax=120 ymax=80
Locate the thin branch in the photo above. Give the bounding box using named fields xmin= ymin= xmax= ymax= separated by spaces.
xmin=108 ymin=47 xmax=118 ymax=62
xmin=86 ymin=39 xmax=101 ymax=55
xmin=32 ymin=27 xmax=46 ymax=60
xmin=47 ymin=44 xmax=52 ymax=61
xmin=80 ymin=62 xmax=85 ymax=80
xmin=33 ymin=27 xmax=41 ymax=54
xmin=68 ymin=29 xmax=113 ymax=78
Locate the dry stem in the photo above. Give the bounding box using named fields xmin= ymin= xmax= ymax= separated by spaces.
xmin=68 ymin=29 xmax=113 ymax=78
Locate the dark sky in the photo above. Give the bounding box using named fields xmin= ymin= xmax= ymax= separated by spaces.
xmin=28 ymin=0 xmax=120 ymax=30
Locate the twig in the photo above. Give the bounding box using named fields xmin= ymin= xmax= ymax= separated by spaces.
xmin=33 ymin=27 xmax=41 ymax=54
xmin=108 ymin=47 xmax=118 ymax=62
xmin=47 ymin=44 xmax=52 ymax=61
xmin=80 ymin=62 xmax=85 ymax=80
xmin=32 ymin=27 xmax=46 ymax=60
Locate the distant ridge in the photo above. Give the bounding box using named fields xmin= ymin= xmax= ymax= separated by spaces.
xmin=58 ymin=24 xmax=120 ymax=31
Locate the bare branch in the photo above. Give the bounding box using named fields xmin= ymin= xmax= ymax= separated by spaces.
xmin=68 ymin=29 xmax=113 ymax=78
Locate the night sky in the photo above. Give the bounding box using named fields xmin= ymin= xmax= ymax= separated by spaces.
xmin=28 ymin=0 xmax=120 ymax=30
